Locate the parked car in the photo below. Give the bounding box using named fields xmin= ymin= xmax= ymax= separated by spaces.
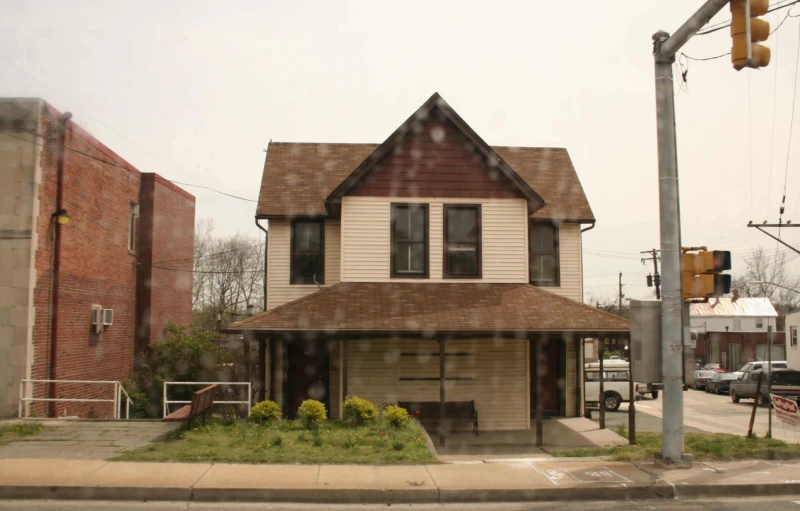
xmin=730 ymin=368 xmax=800 ymax=406
xmin=704 ymin=373 xmax=740 ymax=394
xmin=693 ymin=370 xmax=717 ymax=390
xmin=584 ymin=361 xmax=652 ymax=411
xmin=732 ymin=361 xmax=788 ymax=380
xmin=585 ymin=360 xmax=660 ymax=406
xmin=703 ymin=363 xmax=728 ymax=373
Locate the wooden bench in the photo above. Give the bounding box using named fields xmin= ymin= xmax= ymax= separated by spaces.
xmin=399 ymin=400 xmax=479 ymax=435
xmin=163 ymin=384 xmax=218 ymax=428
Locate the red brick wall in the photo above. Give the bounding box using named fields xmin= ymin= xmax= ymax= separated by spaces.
xmin=696 ymin=331 xmax=787 ymax=370
xmin=135 ymin=174 xmax=194 ymax=352
xmin=31 ymin=103 xmax=194 ymax=418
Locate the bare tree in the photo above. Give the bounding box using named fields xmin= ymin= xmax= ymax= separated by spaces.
xmin=731 ymin=247 xmax=800 ymax=314
xmin=192 ymin=219 xmax=265 ymax=330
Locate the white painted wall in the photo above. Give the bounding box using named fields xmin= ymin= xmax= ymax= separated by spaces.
xmin=690 ymin=316 xmax=777 ymax=334
xmin=787 ymin=312 xmax=800 ymax=370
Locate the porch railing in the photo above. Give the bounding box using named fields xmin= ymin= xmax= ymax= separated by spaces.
xmin=18 ymin=379 xmax=133 ymax=419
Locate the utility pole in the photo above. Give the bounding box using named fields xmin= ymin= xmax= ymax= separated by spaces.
xmin=652 ymin=0 xmax=730 ymax=466
xmin=618 ymin=272 xmax=624 ymax=315
xmin=641 ymin=249 xmax=661 ymax=299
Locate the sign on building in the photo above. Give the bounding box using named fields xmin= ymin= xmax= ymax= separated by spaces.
xmin=771 ymin=394 xmax=800 ymax=427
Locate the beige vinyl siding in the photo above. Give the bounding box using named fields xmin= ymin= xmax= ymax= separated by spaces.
xmin=541 ymin=223 xmax=583 ymax=302
xmin=341 ymin=196 xmax=528 ymax=283
xmin=346 ymin=337 xmax=529 ymax=431
xmin=267 ymin=220 xmax=341 ymax=310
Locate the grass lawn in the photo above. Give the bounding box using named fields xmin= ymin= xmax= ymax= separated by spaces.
xmin=114 ymin=418 xmax=437 ymax=464
xmin=555 ymin=431 xmax=800 ymax=462
xmin=0 ymin=423 xmax=45 ymax=446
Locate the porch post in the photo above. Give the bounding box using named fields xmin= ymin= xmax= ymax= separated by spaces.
xmin=439 ymin=336 xmax=446 ymax=448
xmin=342 ymin=339 xmax=349 ymax=400
xmin=258 ymin=338 xmax=267 ymax=402
xmin=575 ymin=338 xmax=582 ymax=417
xmin=535 ymin=338 xmax=544 ymax=447
xmin=268 ymin=338 xmax=277 ymax=401
xmin=243 ymin=339 xmax=251 ymax=397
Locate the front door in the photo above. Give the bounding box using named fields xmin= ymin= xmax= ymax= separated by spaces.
xmin=285 ymin=340 xmax=329 ymax=418
xmin=530 ymin=340 xmax=563 ymax=416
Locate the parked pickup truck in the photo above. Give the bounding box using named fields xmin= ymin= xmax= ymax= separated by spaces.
xmin=585 ymin=361 xmax=652 ymax=411
xmin=729 ymin=368 xmax=800 ymax=407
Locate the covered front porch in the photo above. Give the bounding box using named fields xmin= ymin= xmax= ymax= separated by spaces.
xmin=225 ymin=282 xmax=630 ymax=449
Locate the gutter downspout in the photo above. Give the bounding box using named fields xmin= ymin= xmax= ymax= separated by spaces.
xmin=49 ymin=112 xmax=72 ymax=418
xmin=255 ymin=217 xmax=268 ymax=311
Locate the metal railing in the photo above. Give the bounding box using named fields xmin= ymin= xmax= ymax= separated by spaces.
xmin=162 ymin=381 xmax=251 ymax=419
xmin=18 ymin=379 xmax=133 ymax=419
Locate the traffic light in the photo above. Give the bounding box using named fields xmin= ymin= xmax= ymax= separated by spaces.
xmin=731 ymin=0 xmax=771 ymax=70
xmin=683 ymin=249 xmax=732 ymax=301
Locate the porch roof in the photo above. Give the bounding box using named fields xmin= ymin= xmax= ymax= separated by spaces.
xmin=225 ymin=283 xmax=630 ymax=336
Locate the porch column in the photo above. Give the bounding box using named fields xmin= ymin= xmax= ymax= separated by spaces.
xmin=535 ymin=338 xmax=544 ymax=447
xmin=439 ymin=336 xmax=446 ymax=448
xmin=575 ymin=338 xmax=583 ymax=417
xmin=342 ymin=339 xmax=349 ymax=400
xmin=258 ymin=338 xmax=267 ymax=402
xmin=243 ymin=339 xmax=251 ymax=403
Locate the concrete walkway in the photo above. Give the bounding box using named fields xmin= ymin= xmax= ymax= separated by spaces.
xmin=0 ymin=420 xmax=180 ymax=460
xmin=1 ymin=457 xmax=800 ymax=503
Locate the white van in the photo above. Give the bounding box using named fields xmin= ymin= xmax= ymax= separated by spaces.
xmin=584 ymin=360 xmax=661 ymax=411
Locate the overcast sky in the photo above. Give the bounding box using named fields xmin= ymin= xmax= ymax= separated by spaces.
xmin=2 ymin=0 xmax=798 ymax=302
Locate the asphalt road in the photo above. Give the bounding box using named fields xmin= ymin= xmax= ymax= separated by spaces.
xmin=3 ymin=498 xmax=800 ymax=510
xmin=590 ymin=387 xmax=800 ymax=441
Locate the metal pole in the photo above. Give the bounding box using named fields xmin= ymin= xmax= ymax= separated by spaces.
xmin=629 ymin=345 xmax=636 ymax=444
xmin=654 ymin=32 xmax=687 ymax=464
xmin=619 ymin=272 xmax=623 ymax=315
xmin=653 ymin=0 xmax=729 ymax=466
xmin=768 ymin=324 xmax=773 ymax=438
xmin=163 ymin=382 xmax=167 ymax=419
xmin=599 ymin=342 xmax=605 ymax=429
xmin=18 ymin=381 xmax=24 ymax=419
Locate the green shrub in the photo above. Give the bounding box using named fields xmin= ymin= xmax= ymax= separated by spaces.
xmin=384 ymin=405 xmax=410 ymax=429
xmin=270 ymin=433 xmax=283 ymax=446
xmin=298 ymin=432 xmax=309 ymax=443
xmin=250 ymin=400 xmax=281 ymax=423
xmin=392 ymin=440 xmax=405 ymax=451
xmin=342 ymin=396 xmax=378 ymax=425
xmin=298 ymin=399 xmax=327 ymax=430
xmin=312 ymin=430 xmax=323 ymax=447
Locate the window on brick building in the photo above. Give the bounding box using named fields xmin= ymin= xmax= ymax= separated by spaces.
xmin=128 ymin=203 xmax=139 ymax=253
xmin=290 ymin=219 xmax=324 ymax=284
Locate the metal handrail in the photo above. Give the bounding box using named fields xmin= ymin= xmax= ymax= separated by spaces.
xmin=162 ymin=381 xmax=251 ymax=419
xmin=18 ymin=379 xmax=133 ymax=419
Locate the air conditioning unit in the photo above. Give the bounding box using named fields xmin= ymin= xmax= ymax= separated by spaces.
xmin=91 ymin=307 xmax=104 ymax=334
xmin=103 ymin=309 xmax=114 ymax=326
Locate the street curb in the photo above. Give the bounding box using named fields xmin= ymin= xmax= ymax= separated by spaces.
xmin=2 ymin=482 xmax=800 ymax=503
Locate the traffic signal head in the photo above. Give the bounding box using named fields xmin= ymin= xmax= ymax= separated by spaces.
xmin=682 ymin=250 xmax=732 ymax=301
xmin=731 ymin=0 xmax=771 ymax=70
xmin=646 ymin=274 xmax=653 ymax=287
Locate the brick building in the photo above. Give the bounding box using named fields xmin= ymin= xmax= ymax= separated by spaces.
xmin=0 ymin=98 xmax=195 ymax=418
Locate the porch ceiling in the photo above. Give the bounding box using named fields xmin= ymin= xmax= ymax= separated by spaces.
xmin=225 ymin=283 xmax=629 ymax=336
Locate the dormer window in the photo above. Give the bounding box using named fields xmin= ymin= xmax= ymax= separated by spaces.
xmin=391 ymin=204 xmax=428 ymax=278
xmin=530 ymin=222 xmax=559 ymax=286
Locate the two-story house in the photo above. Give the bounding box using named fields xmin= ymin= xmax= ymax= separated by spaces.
xmin=227 ymin=93 xmax=629 ymax=439
xmin=691 ymin=297 xmax=783 ymax=370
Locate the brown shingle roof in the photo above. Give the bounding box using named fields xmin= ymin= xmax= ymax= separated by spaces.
xmin=257 ymin=143 xmax=594 ymax=222
xmin=225 ymin=283 xmax=628 ymax=334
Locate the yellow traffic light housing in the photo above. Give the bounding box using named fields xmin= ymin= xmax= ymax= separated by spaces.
xmin=731 ymin=0 xmax=771 ymax=70
xmin=682 ymin=249 xmax=732 ymax=301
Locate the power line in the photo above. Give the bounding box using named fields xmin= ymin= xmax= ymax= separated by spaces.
xmin=0 ymin=130 xmax=258 ymax=203
xmin=697 ymin=0 xmax=800 ymax=35
xmin=681 ymin=52 xmax=730 ymax=61
xmin=779 ymin=16 xmax=800 ymax=234
xmin=152 ymin=242 xmax=264 ymax=266
xmin=767 ymin=7 xmax=782 ymax=220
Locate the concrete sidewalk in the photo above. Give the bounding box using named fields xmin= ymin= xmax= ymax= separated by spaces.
xmin=2 ymin=457 xmax=800 ymax=503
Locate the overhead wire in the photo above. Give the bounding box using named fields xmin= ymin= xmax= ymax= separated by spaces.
xmin=0 ymin=130 xmax=258 ymax=203
xmin=778 ymin=15 xmax=800 ymax=235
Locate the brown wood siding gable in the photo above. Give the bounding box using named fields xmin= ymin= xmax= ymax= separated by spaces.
xmin=348 ymin=116 xmax=524 ymax=200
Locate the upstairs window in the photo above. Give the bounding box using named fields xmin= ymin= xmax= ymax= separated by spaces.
xmin=756 ymin=318 xmax=763 ymax=329
xmin=792 ymin=327 xmax=798 ymax=348
xmin=290 ymin=219 xmax=324 ymax=285
xmin=128 ymin=202 xmax=139 ymax=253
xmin=529 ymin=222 xmax=559 ymax=286
xmin=391 ymin=203 xmax=428 ymax=278
xmin=444 ymin=205 xmax=481 ymax=278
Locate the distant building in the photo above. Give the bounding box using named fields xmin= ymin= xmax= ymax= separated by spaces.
xmin=0 ymin=98 xmax=195 ymax=418
xmin=690 ymin=297 xmax=783 ymax=370
xmin=786 ymin=311 xmax=800 ymax=370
